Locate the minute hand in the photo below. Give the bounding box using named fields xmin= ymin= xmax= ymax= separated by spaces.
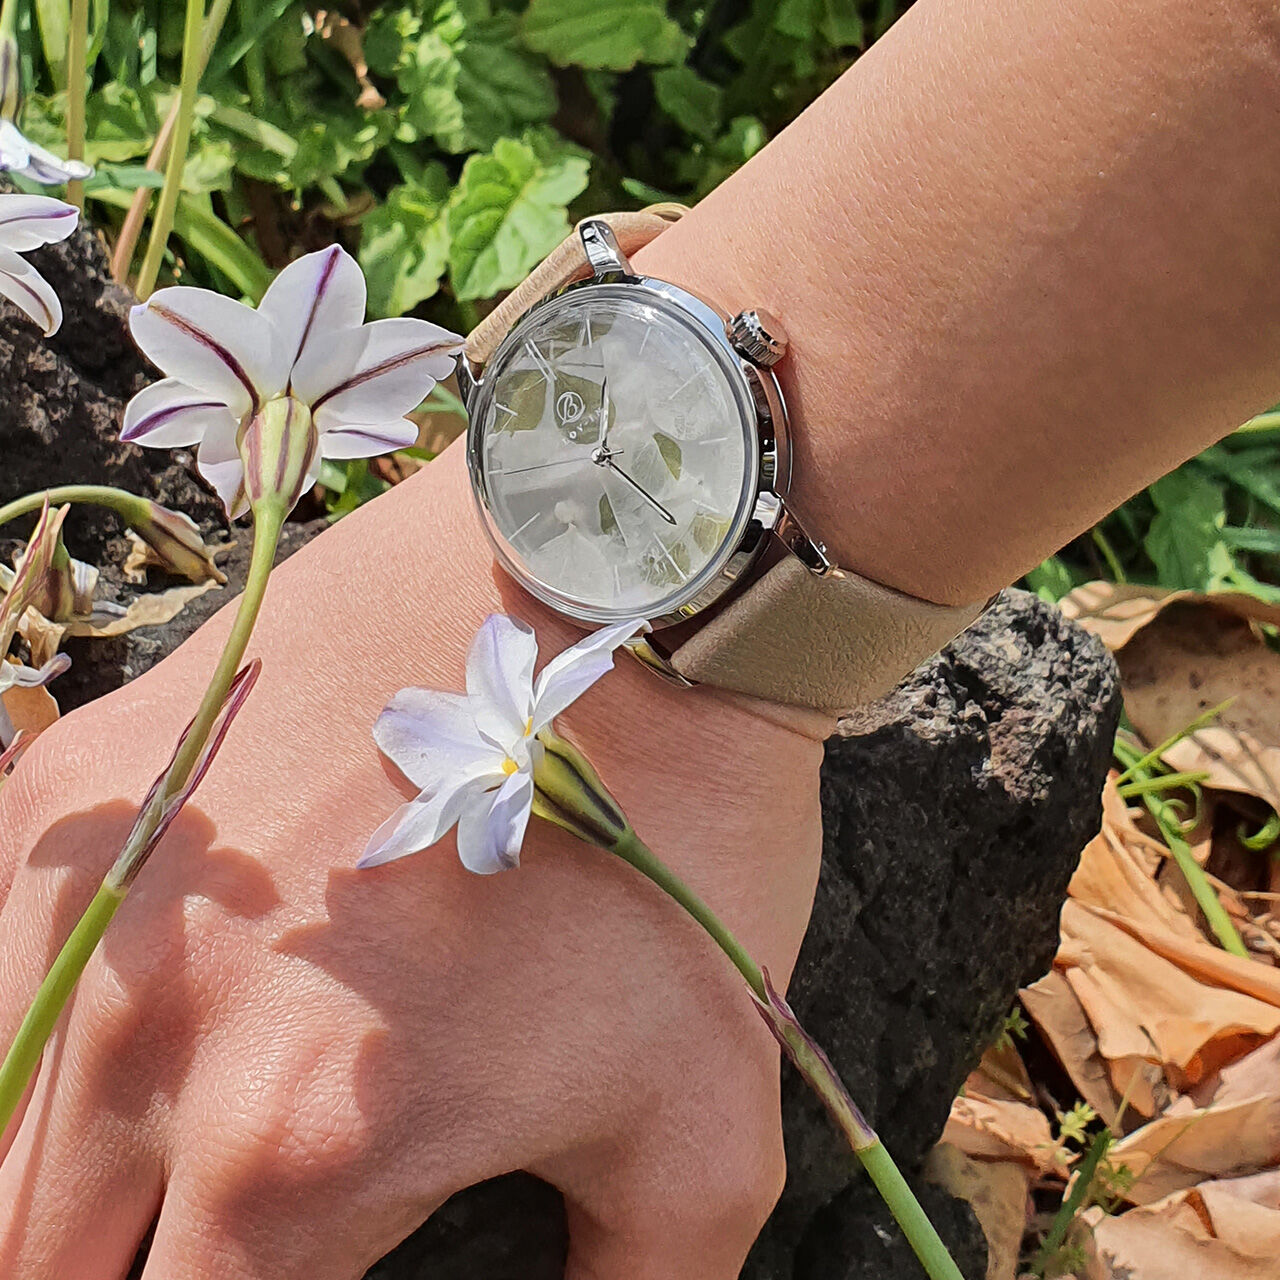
xmin=604 ymin=459 xmax=677 ymax=526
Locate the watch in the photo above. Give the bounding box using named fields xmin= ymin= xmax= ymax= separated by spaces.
xmin=459 ymin=208 xmax=988 ymax=713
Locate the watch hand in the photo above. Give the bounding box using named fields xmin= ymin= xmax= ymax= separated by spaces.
xmin=496 ymin=450 xmax=625 ymax=478
xmin=603 ymin=459 xmax=678 ymax=526
xmin=598 ymin=375 xmax=613 ymax=449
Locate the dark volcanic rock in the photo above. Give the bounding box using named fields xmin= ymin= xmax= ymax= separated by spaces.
xmin=0 ymin=211 xmax=227 ymax=583
xmin=3 ymin=219 xmax=1121 ymax=1279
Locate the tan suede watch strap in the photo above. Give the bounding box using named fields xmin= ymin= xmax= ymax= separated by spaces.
xmin=465 ymin=210 xmax=989 ymax=713
xmin=667 ymin=557 xmax=986 ymax=713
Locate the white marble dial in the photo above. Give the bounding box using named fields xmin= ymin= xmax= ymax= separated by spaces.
xmin=473 ymin=288 xmax=754 ymax=620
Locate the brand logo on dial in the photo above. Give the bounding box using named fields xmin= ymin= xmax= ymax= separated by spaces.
xmin=555 ymin=390 xmax=586 ymax=426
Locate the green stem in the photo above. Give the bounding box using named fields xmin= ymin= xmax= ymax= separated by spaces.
xmin=0 ymin=0 xmax=18 ymax=40
xmin=1112 ymin=699 xmax=1234 ymax=787
xmin=138 ymin=501 xmax=282 ymax=818
xmin=1113 ymin=737 xmax=1248 ymax=957
xmin=609 ymin=829 xmax=964 ymax=1280
xmin=0 ymin=505 xmax=284 ymax=1139
xmin=236 ymin=0 xmax=267 ymax=112
xmin=65 ymin=0 xmax=88 ymax=207
xmin=0 ymin=484 xmax=151 ymax=531
xmin=134 ymin=0 xmax=205 ymax=299
xmin=0 ymin=884 xmax=122 ymax=1136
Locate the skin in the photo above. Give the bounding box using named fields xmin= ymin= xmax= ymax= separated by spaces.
xmin=3 ymin=0 xmax=1280 ymax=1275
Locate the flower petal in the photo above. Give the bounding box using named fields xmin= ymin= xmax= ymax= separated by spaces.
xmin=466 ymin=614 xmax=538 ymax=748
xmin=318 ymin=417 xmax=420 ymax=460
xmin=130 ymin=288 xmax=277 ymax=418
xmin=0 ymin=190 xmax=78 ymax=251
xmin=15 ymin=135 xmax=93 ymax=185
xmin=0 ymin=245 xmax=61 ymax=335
xmin=455 ymin=768 xmax=534 ymax=875
xmin=122 ymin=377 xmax=240 ymax=448
xmin=358 ymin=771 xmax=493 ymax=869
xmin=195 ymin=414 xmax=248 ymax=519
xmin=530 ymin=618 xmax=649 ymax=733
xmin=372 ymin=688 xmax=497 ymax=792
xmin=0 ymin=120 xmax=31 ymax=171
xmin=291 ymin=317 xmax=462 ymax=431
xmin=0 ymin=652 xmax=71 ymax=693
xmin=258 ymin=246 xmax=367 ymax=392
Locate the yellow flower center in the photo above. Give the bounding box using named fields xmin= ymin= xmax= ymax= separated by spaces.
xmin=501 ymin=757 xmax=519 ymax=776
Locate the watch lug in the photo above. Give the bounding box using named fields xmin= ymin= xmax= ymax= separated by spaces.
xmin=579 ymin=219 xmax=631 ymax=277
xmin=624 ymin=635 xmax=697 ymax=688
xmin=774 ymin=498 xmax=834 ymax=576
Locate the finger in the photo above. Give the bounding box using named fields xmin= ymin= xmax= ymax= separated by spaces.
xmin=0 ymin=1027 xmax=163 ymax=1279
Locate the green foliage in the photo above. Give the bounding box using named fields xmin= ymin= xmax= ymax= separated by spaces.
xmin=447 ymin=132 xmax=590 ymax=300
xmin=521 ymin=0 xmax=689 ymax=71
xmin=9 ymin=0 xmax=1280 ymax=593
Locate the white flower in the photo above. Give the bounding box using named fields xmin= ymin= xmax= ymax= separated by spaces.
xmin=0 ymin=193 xmax=78 ymax=335
xmin=121 ymin=245 xmax=463 ymax=517
xmin=361 ymin=615 xmax=646 ymax=874
xmin=0 ymin=119 xmax=93 ymax=186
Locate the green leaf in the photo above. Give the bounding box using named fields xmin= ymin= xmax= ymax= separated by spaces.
xmin=653 ymin=66 xmax=723 ymax=142
xmin=1144 ymin=467 xmax=1231 ymax=591
xmin=359 ymin=167 xmax=451 ymax=318
xmin=654 ymin=430 xmax=682 ymax=478
xmin=447 ymin=134 xmax=590 ymax=301
xmin=1023 ymin=555 xmax=1079 ymax=603
xmin=521 ymin=0 xmax=690 ymax=71
xmin=776 ymin=0 xmax=864 ymax=46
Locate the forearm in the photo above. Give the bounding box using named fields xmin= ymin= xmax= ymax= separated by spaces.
xmin=634 ymin=0 xmax=1280 ymax=605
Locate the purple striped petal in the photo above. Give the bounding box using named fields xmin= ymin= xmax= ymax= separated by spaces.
xmin=258 ymin=246 xmax=367 ymax=391
xmin=122 ymin=377 xmax=239 ymax=448
xmin=0 ymin=245 xmax=61 ymax=335
xmin=291 ymin=317 xmax=462 ymax=433
xmin=130 ymin=288 xmax=277 ymax=419
xmin=318 ymin=417 xmax=419 ymax=460
xmin=0 ymin=190 xmax=79 ymax=251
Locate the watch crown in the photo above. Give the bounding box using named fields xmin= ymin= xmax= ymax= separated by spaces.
xmin=728 ymin=308 xmax=788 ymax=367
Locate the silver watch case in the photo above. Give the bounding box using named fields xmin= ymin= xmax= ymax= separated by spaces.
xmin=459 ymin=219 xmax=830 ymax=638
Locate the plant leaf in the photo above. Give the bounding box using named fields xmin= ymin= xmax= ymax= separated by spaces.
xmin=521 ymin=0 xmax=690 ymax=72
xmin=447 ymin=134 xmax=590 ymax=301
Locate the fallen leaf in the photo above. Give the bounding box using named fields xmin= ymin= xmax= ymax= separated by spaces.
xmin=1061 ymin=581 xmax=1280 ymax=651
xmin=925 ymin=1142 xmax=1031 ymax=1280
xmin=1084 ymin=1170 xmax=1280 ymax=1280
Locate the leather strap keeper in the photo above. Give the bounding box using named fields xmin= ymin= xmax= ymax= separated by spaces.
xmin=465 ymin=209 xmax=990 ymax=713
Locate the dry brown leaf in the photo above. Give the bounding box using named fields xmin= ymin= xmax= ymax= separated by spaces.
xmin=1105 ymin=1035 xmax=1280 ymax=1204
xmin=1021 ymin=968 xmax=1122 ymax=1125
xmin=1061 ymin=581 xmax=1280 ymax=651
xmin=1115 ymin=603 xmax=1280 ymax=809
xmin=19 ymin=580 xmax=220 ymax=664
xmin=1084 ymin=1170 xmax=1280 ymax=1280
xmin=924 ymin=1143 xmax=1030 ymax=1280
xmin=1059 ymin=901 xmax=1280 ymax=1104
xmin=0 ymin=681 xmax=59 ymax=739
xmin=942 ymin=1093 xmax=1061 ymax=1172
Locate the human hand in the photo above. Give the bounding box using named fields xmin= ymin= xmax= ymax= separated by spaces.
xmin=0 ymin=445 xmax=826 ymax=1280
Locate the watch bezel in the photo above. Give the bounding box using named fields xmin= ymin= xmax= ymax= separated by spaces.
xmin=464 ymin=268 xmax=791 ymax=631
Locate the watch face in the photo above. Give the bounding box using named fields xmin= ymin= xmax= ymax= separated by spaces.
xmin=469 ymin=283 xmax=760 ymax=624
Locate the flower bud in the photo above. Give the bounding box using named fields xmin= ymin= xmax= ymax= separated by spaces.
xmin=0 ymin=33 xmax=20 ymax=123
xmin=126 ymin=500 xmax=227 ymax=584
xmin=239 ymin=396 xmax=319 ymax=519
xmin=531 ymin=729 xmax=630 ymax=850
